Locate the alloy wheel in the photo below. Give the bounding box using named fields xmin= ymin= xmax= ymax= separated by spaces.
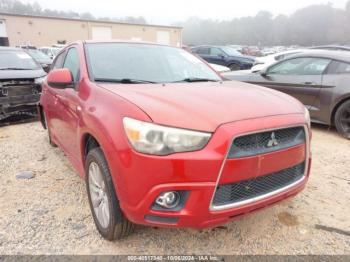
xmin=88 ymin=162 xmax=110 ymax=228
xmin=340 ymin=107 xmax=350 ymax=133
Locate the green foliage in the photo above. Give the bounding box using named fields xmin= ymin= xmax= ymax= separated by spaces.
xmin=178 ymin=2 xmax=350 ymax=46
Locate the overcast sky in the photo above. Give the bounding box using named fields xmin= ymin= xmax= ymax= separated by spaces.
xmin=21 ymin=0 xmax=349 ymax=25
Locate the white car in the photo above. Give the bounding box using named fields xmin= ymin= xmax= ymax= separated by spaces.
xmin=209 ymin=63 xmax=230 ymax=73
xmin=251 ymin=49 xmax=307 ymax=72
xmin=39 ymin=47 xmax=61 ymax=59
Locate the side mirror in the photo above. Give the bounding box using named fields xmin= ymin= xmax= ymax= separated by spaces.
xmin=259 ymin=67 xmax=268 ymax=77
xmin=47 ymin=68 xmax=74 ymax=89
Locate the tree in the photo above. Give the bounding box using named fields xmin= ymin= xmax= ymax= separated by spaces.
xmin=178 ymin=3 xmax=350 ymax=46
xmin=0 ymin=0 xmax=147 ymax=24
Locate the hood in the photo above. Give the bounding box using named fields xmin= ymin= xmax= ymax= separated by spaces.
xmin=98 ymin=81 xmax=304 ymax=132
xmin=0 ymin=69 xmax=46 ymax=79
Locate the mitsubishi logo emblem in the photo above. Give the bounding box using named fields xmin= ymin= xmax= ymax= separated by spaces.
xmin=267 ymin=132 xmax=279 ymax=147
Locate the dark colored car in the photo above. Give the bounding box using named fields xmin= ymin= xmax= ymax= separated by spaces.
xmin=20 ymin=46 xmax=53 ymax=72
xmin=191 ymin=45 xmax=255 ymax=71
xmin=241 ymin=46 xmax=262 ymax=57
xmin=0 ymin=47 xmax=46 ymax=121
xmin=224 ymin=50 xmax=350 ymax=139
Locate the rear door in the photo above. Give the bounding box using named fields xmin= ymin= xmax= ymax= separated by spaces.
xmin=248 ymin=57 xmax=331 ymax=111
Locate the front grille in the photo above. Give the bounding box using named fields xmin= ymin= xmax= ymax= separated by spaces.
xmin=212 ymin=162 xmax=305 ymax=207
xmin=228 ymin=126 xmax=305 ymax=158
xmin=0 ymin=79 xmax=41 ymax=97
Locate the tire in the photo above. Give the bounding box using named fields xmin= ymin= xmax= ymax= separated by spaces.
xmin=334 ymin=100 xmax=350 ymax=139
xmin=85 ymin=147 xmax=134 ymax=240
xmin=43 ymin=111 xmax=57 ymax=147
xmin=229 ymin=63 xmax=241 ymax=71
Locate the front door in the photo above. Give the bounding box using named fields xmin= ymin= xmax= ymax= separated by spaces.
xmin=248 ymin=57 xmax=331 ymax=111
xmin=51 ymin=47 xmax=81 ymax=158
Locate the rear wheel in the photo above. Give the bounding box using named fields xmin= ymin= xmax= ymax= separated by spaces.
xmin=229 ymin=63 xmax=241 ymax=71
xmin=85 ymin=147 xmax=134 ymax=240
xmin=334 ymin=100 xmax=350 ymax=139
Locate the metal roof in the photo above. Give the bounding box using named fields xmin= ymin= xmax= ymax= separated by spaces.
xmin=291 ymin=50 xmax=350 ymax=62
xmin=0 ymin=12 xmax=182 ymax=30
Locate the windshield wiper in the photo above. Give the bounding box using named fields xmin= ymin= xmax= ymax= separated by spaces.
xmin=172 ymin=77 xmax=219 ymax=83
xmin=94 ymin=78 xmax=156 ymax=84
xmin=0 ymin=68 xmax=30 ymax=70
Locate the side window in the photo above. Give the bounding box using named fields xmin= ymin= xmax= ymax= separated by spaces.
xmin=275 ymin=52 xmax=298 ymax=61
xmin=268 ymin=57 xmax=331 ymax=76
xmin=52 ymin=51 xmax=66 ymax=69
xmin=195 ymin=47 xmax=210 ymax=55
xmin=63 ymin=48 xmax=80 ymax=83
xmin=210 ymin=48 xmax=225 ymax=56
xmin=328 ymin=61 xmax=350 ymax=74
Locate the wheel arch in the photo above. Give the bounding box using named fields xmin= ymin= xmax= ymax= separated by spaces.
xmin=82 ymin=133 xmax=101 ymax=162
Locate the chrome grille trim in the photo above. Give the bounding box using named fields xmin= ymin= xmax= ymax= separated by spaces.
xmin=228 ymin=126 xmax=305 ymax=158
xmin=209 ymin=124 xmax=309 ymax=212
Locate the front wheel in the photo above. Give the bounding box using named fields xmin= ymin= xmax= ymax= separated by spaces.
xmin=85 ymin=147 xmax=134 ymax=240
xmin=229 ymin=63 xmax=241 ymax=71
xmin=334 ymin=100 xmax=350 ymax=139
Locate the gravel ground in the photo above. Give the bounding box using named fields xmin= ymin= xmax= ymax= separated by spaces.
xmin=0 ymin=122 xmax=349 ymax=255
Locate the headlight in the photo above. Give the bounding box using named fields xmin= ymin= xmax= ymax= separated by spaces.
xmin=34 ymin=76 xmax=46 ymax=85
xmin=123 ymin=117 xmax=211 ymax=155
xmin=304 ymin=107 xmax=311 ymax=129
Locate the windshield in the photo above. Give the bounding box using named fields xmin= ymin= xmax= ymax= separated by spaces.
xmin=221 ymin=47 xmax=242 ymax=56
xmin=85 ymin=43 xmax=221 ymax=83
xmin=51 ymin=48 xmax=60 ymax=56
xmin=26 ymin=49 xmax=51 ymax=60
xmin=0 ymin=50 xmax=40 ymax=70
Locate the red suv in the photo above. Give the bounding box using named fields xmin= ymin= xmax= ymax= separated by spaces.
xmin=39 ymin=41 xmax=311 ymax=240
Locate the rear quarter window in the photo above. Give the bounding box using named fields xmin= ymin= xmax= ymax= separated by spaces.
xmin=328 ymin=61 xmax=350 ymax=74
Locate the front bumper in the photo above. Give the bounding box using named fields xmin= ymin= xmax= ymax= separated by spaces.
xmin=111 ymin=114 xmax=311 ymax=228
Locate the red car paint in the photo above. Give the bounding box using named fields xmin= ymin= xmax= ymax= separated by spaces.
xmin=39 ymin=41 xmax=311 ymax=229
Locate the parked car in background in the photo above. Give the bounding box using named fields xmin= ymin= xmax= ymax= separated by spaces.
xmin=181 ymin=45 xmax=230 ymax=73
xmin=0 ymin=47 xmax=46 ymax=121
xmin=191 ymin=45 xmax=255 ymax=71
xmin=39 ymin=46 xmax=61 ymax=59
xmin=39 ymin=41 xmax=311 ymax=240
xmin=224 ymin=50 xmax=350 ymax=139
xmin=252 ymin=49 xmax=308 ymax=72
xmin=19 ymin=46 xmax=53 ymax=72
xmin=241 ymin=46 xmax=262 ymax=57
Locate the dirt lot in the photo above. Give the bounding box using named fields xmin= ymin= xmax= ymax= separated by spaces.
xmin=0 ymin=121 xmax=349 ymax=255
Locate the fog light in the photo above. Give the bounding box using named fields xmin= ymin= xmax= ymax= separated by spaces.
xmin=155 ymin=191 xmax=180 ymax=209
